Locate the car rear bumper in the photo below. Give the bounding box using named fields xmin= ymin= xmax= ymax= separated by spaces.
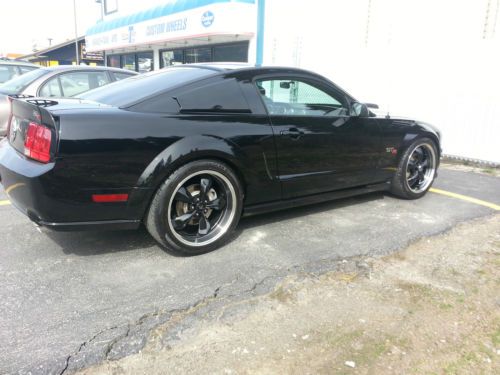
xmin=0 ymin=139 xmax=142 ymax=231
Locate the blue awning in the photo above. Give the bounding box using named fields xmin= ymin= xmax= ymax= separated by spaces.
xmin=86 ymin=0 xmax=255 ymax=36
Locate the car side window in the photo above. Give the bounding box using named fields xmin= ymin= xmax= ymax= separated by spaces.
xmin=255 ymin=79 xmax=348 ymax=116
xmin=112 ymin=72 xmax=135 ymax=81
xmin=58 ymin=71 xmax=111 ymax=97
xmin=19 ymin=66 xmax=38 ymax=74
xmin=39 ymin=77 xmax=62 ymax=97
xmin=175 ymin=79 xmax=250 ymax=113
xmin=0 ymin=65 xmax=18 ymax=83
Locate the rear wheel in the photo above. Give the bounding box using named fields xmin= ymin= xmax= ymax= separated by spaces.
xmin=146 ymin=160 xmax=243 ymax=255
xmin=390 ymin=138 xmax=438 ymax=199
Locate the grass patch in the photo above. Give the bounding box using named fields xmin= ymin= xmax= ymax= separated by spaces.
xmin=450 ymin=268 xmax=461 ymax=277
xmin=439 ymin=302 xmax=454 ymax=310
xmin=443 ymin=351 xmax=479 ymax=374
xmin=492 ymin=326 xmax=500 ymax=347
xmin=268 ymin=285 xmax=295 ymax=303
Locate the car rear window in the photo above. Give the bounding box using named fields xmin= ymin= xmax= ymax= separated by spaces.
xmin=0 ymin=68 xmax=48 ymax=95
xmin=78 ymin=67 xmax=215 ymax=107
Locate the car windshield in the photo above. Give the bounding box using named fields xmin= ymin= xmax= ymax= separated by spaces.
xmin=0 ymin=68 xmax=48 ymax=95
xmin=78 ymin=67 xmax=215 ymax=107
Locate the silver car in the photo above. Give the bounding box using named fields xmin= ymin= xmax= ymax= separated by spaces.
xmin=0 ymin=65 xmax=138 ymax=136
xmin=0 ymin=60 xmax=39 ymax=83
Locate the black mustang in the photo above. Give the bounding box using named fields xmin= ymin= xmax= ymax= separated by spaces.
xmin=0 ymin=63 xmax=441 ymax=255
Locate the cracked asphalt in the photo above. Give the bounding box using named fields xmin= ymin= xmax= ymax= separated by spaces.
xmin=0 ymin=166 xmax=499 ymax=374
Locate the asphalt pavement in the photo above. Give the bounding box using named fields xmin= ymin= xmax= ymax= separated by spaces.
xmin=0 ymin=166 xmax=499 ymax=374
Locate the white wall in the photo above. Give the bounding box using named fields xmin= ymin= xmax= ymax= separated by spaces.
xmin=102 ymin=0 xmax=169 ymax=19
xmin=263 ymin=0 xmax=500 ymax=163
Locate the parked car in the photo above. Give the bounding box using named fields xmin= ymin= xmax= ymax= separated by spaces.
xmin=0 ymin=66 xmax=137 ymax=136
xmin=0 ymin=60 xmax=39 ymax=83
xmin=0 ymin=64 xmax=441 ymax=255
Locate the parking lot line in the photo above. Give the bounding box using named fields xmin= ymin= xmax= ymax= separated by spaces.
xmin=429 ymin=188 xmax=500 ymax=211
xmin=0 ymin=199 xmax=11 ymax=206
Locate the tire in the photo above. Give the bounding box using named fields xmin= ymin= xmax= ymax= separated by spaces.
xmin=145 ymin=159 xmax=244 ymax=255
xmin=390 ymin=137 xmax=438 ymax=199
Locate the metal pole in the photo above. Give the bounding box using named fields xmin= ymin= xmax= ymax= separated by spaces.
xmin=256 ymin=0 xmax=265 ymax=66
xmin=73 ymin=0 xmax=80 ymax=65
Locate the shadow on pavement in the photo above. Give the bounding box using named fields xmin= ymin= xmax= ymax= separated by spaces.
xmin=44 ymin=226 xmax=158 ymax=256
xmin=43 ymin=192 xmax=386 ymax=257
xmin=238 ymin=191 xmax=385 ymax=229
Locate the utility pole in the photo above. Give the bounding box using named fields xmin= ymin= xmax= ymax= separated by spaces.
xmin=256 ymin=0 xmax=266 ymax=66
xmin=47 ymin=38 xmax=53 ymax=46
xmin=73 ymin=0 xmax=80 ymax=65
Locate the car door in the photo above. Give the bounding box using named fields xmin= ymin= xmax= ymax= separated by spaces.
xmin=255 ymin=76 xmax=381 ymax=199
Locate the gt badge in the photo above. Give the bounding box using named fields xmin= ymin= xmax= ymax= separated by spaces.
xmin=386 ymin=147 xmax=398 ymax=155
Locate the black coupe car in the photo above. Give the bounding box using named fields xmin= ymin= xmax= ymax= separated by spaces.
xmin=0 ymin=63 xmax=441 ymax=255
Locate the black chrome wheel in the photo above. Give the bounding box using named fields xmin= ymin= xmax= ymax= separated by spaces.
xmin=146 ymin=160 xmax=243 ymax=255
xmin=390 ymin=138 xmax=439 ymax=199
xmin=405 ymin=143 xmax=436 ymax=193
xmin=167 ymin=170 xmax=237 ymax=247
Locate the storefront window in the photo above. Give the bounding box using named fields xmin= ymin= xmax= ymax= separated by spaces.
xmin=185 ymin=47 xmax=212 ymax=64
xmin=107 ymin=52 xmax=154 ymax=73
xmin=107 ymin=55 xmax=120 ymax=68
xmin=213 ymin=43 xmax=248 ymax=62
xmin=137 ymin=52 xmax=154 ymax=73
xmin=161 ymin=50 xmax=184 ymax=67
xmin=160 ymin=42 xmax=249 ymax=68
xmin=122 ymin=54 xmax=136 ymax=72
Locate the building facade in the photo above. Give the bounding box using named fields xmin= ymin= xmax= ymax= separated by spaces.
xmin=86 ymin=0 xmax=256 ymax=73
xmin=86 ymin=0 xmax=500 ymax=163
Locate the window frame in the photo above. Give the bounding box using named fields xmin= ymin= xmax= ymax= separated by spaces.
xmin=252 ymin=74 xmax=351 ymax=118
xmin=103 ymin=0 xmax=118 ymax=15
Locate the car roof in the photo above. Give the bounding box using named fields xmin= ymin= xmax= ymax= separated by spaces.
xmin=37 ymin=65 xmax=138 ymax=74
xmin=0 ymin=60 xmax=39 ymax=67
xmin=178 ymin=63 xmax=325 ymax=77
xmin=176 ymin=64 xmax=354 ymax=102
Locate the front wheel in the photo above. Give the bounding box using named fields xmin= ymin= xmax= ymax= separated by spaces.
xmin=146 ymin=160 xmax=243 ymax=255
xmin=390 ymin=138 xmax=438 ymax=199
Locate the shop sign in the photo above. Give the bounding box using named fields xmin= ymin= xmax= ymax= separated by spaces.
xmin=80 ymin=43 xmax=104 ymax=61
xmin=86 ymin=2 xmax=255 ymax=52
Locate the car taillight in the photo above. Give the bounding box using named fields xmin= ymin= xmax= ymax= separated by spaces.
xmin=24 ymin=122 xmax=52 ymax=163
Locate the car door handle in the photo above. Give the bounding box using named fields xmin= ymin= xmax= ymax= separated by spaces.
xmin=280 ymin=127 xmax=304 ymax=139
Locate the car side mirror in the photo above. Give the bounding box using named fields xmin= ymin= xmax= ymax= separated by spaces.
xmin=279 ymin=81 xmax=291 ymax=89
xmin=351 ymin=102 xmax=370 ymax=117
